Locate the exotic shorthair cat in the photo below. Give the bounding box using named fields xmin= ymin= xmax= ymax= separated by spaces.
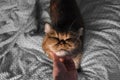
xmin=42 ymin=0 xmax=84 ymax=69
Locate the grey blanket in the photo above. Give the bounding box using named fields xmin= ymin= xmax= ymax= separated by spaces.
xmin=0 ymin=0 xmax=120 ymax=80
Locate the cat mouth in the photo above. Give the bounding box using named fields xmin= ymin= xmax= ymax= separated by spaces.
xmin=55 ymin=50 xmax=71 ymax=57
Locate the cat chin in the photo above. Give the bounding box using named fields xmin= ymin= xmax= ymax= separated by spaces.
xmin=55 ymin=50 xmax=71 ymax=57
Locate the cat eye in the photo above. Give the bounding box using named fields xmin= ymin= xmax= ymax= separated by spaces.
xmin=49 ymin=37 xmax=59 ymax=41
xmin=65 ymin=38 xmax=74 ymax=41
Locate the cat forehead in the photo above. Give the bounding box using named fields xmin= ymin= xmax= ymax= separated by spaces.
xmin=48 ymin=30 xmax=78 ymax=37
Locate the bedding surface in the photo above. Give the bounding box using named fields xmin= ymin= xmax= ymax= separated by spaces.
xmin=0 ymin=0 xmax=120 ymax=80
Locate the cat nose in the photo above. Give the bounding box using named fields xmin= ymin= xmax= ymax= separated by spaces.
xmin=59 ymin=40 xmax=66 ymax=44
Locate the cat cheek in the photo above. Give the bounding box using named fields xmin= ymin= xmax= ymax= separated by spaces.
xmin=47 ymin=45 xmax=58 ymax=52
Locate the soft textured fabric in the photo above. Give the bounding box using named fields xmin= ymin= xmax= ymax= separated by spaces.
xmin=0 ymin=0 xmax=53 ymax=80
xmin=78 ymin=0 xmax=120 ymax=80
xmin=0 ymin=0 xmax=120 ymax=80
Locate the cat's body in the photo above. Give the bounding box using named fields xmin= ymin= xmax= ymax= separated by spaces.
xmin=42 ymin=0 xmax=83 ymax=69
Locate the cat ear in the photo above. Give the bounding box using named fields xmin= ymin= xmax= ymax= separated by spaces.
xmin=44 ymin=23 xmax=52 ymax=33
xmin=78 ymin=28 xmax=83 ymax=36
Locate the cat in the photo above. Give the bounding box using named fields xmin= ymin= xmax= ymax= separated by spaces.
xmin=42 ymin=0 xmax=84 ymax=69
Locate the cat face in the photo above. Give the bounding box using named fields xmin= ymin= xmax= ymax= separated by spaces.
xmin=42 ymin=23 xmax=83 ymax=58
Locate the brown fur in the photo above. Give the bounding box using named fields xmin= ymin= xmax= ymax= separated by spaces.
xmin=42 ymin=24 xmax=82 ymax=69
xmin=42 ymin=0 xmax=83 ymax=69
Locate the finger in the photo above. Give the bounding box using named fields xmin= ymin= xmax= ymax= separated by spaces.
xmin=50 ymin=52 xmax=67 ymax=75
xmin=49 ymin=52 xmax=66 ymax=71
xmin=53 ymin=60 xmax=66 ymax=72
xmin=49 ymin=51 xmax=60 ymax=61
xmin=53 ymin=54 xmax=67 ymax=71
xmin=53 ymin=57 xmax=67 ymax=78
xmin=63 ymin=57 xmax=76 ymax=71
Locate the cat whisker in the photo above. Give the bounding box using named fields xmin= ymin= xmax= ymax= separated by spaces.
xmin=68 ymin=18 xmax=77 ymax=31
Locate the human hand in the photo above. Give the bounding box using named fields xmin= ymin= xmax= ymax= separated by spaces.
xmin=50 ymin=52 xmax=78 ymax=80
